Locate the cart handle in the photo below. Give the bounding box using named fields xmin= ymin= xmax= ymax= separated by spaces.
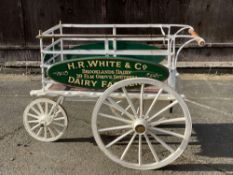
xmin=188 ymin=28 xmax=205 ymax=46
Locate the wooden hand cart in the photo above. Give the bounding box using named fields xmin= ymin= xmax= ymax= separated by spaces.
xmin=23 ymin=23 xmax=205 ymax=170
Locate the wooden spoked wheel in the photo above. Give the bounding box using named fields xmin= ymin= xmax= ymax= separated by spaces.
xmin=92 ymin=78 xmax=192 ymax=170
xmin=23 ymin=98 xmax=68 ymax=142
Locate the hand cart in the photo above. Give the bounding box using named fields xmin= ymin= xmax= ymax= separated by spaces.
xmin=23 ymin=22 xmax=205 ymax=170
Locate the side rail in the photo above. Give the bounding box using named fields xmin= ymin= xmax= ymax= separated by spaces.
xmin=38 ymin=23 xmax=205 ymax=64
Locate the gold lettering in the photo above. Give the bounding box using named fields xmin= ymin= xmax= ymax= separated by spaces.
xmin=101 ymin=81 xmax=113 ymax=88
xmin=98 ymin=61 xmax=105 ymax=67
xmin=125 ymin=62 xmax=131 ymax=69
xmin=67 ymin=62 xmax=76 ymax=70
xmin=84 ymin=80 xmax=90 ymax=86
xmin=74 ymin=79 xmax=81 ymax=85
xmin=107 ymin=81 xmax=113 ymax=87
xmin=68 ymin=77 xmax=98 ymax=87
xmin=109 ymin=61 xmax=114 ymax=67
xmin=91 ymin=81 xmax=97 ymax=87
xmin=115 ymin=70 xmax=131 ymax=75
xmin=116 ymin=61 xmax=121 ymax=68
xmin=76 ymin=74 xmax=83 ymax=79
xmin=142 ymin=64 xmax=148 ymax=70
xmin=101 ymin=81 xmax=108 ymax=88
xmin=78 ymin=61 xmax=85 ymax=68
xmin=68 ymin=76 xmax=75 ymax=83
xmin=135 ymin=63 xmax=142 ymax=70
xmin=88 ymin=60 xmax=98 ymax=67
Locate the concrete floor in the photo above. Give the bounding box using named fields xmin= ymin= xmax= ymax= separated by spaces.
xmin=0 ymin=74 xmax=232 ymax=175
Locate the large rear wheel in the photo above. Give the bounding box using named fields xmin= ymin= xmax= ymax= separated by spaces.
xmin=92 ymin=78 xmax=191 ymax=170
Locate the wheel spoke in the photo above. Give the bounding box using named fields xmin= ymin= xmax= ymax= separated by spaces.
xmin=37 ymin=103 xmax=44 ymax=115
xmin=105 ymin=97 xmax=135 ymax=120
xmin=111 ymin=107 xmax=124 ymax=119
xmin=27 ymin=113 xmax=40 ymax=119
xmin=53 ymin=117 xmax=66 ymax=121
xmin=28 ymin=120 xmax=39 ymax=124
xmin=148 ymin=100 xmax=178 ymax=122
xmin=139 ymin=84 xmax=144 ymax=117
xmin=48 ymin=104 xmax=57 ymax=117
xmin=150 ymin=127 xmax=184 ymax=139
xmin=106 ymin=130 xmax=133 ymax=148
xmin=31 ymin=123 xmax=40 ymax=131
xmin=48 ymin=127 xmax=55 ymax=138
xmin=45 ymin=102 xmax=48 ymax=115
xmin=145 ymin=88 xmax=163 ymax=117
xmin=144 ymin=134 xmax=159 ymax=162
xmin=122 ymin=87 xmax=138 ymax=118
xmin=44 ymin=126 xmax=47 ymax=138
xmin=52 ymin=121 xmax=65 ymax=128
xmin=148 ymin=131 xmax=174 ymax=153
xmin=138 ymin=134 xmax=142 ymax=165
xmin=48 ymin=104 xmax=55 ymax=116
xmin=98 ymin=113 xmax=132 ymax=124
xmin=151 ymin=117 xmax=186 ymax=126
xmin=98 ymin=125 xmax=132 ymax=132
xmin=120 ymin=133 xmax=137 ymax=160
xmin=36 ymin=127 xmax=43 ymax=136
xmin=136 ymin=107 xmax=139 ymax=115
xmin=124 ymin=105 xmax=131 ymax=115
xmin=31 ymin=106 xmax=41 ymax=116
xmin=52 ymin=126 xmax=61 ymax=134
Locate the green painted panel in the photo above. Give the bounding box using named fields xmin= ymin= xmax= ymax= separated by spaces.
xmin=48 ymin=56 xmax=169 ymax=89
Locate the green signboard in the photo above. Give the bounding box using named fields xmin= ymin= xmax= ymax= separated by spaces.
xmin=47 ymin=57 xmax=169 ymax=89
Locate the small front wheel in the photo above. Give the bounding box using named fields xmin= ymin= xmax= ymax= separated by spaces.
xmin=92 ymin=78 xmax=192 ymax=170
xmin=23 ymin=98 xmax=68 ymax=142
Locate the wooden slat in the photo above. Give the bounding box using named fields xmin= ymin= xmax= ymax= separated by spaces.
xmin=0 ymin=0 xmax=25 ymax=45
xmin=22 ymin=0 xmax=107 ymax=45
xmin=0 ymin=0 xmax=233 ymax=49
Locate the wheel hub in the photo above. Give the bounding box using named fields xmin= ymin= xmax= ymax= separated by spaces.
xmin=39 ymin=115 xmax=53 ymax=126
xmin=134 ymin=119 xmax=148 ymax=134
xmin=135 ymin=125 xmax=146 ymax=133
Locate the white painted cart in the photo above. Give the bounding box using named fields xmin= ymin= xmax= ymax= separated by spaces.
xmin=23 ymin=23 xmax=205 ymax=170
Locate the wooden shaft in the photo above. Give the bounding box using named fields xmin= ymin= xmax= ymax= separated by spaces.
xmin=188 ymin=28 xmax=205 ymax=46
